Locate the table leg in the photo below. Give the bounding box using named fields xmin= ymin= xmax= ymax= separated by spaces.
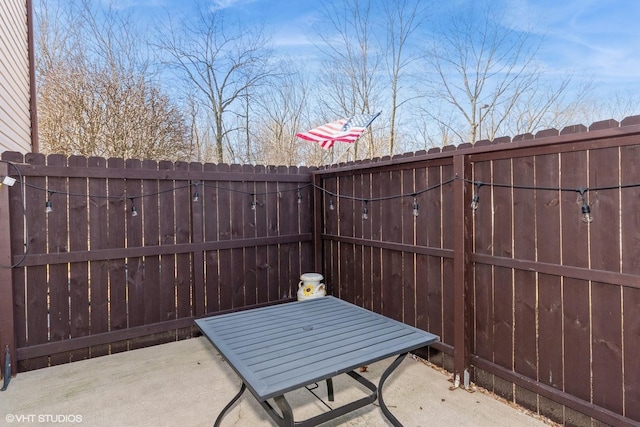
xmin=326 ymin=378 xmax=334 ymax=401
xmin=214 ymin=382 xmax=247 ymax=427
xmin=377 ymin=352 xmax=408 ymax=427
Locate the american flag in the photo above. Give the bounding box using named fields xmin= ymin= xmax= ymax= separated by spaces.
xmin=296 ymin=112 xmax=380 ymax=149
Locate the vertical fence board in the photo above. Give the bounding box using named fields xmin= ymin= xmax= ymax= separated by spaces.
xmin=125 ymin=159 xmax=144 ymax=333
xmin=242 ymin=165 xmax=257 ymax=306
xmin=190 ymin=162 xmax=205 ymax=316
xmin=415 ymin=166 xmax=428 ymax=331
xmin=492 ymin=159 xmax=513 ymax=374
xmin=512 ymin=157 xmax=536 ymax=380
xmin=216 ymin=164 xmax=232 ymax=310
xmin=158 ymin=161 xmax=176 ymax=324
xmin=534 ymin=153 xmax=563 ymax=392
xmin=88 ymin=157 xmax=109 ymax=357
xmin=353 ymin=172 xmax=364 ymax=307
xmin=288 ymin=167 xmax=302 ymax=297
xmin=266 ymin=166 xmax=281 ymax=300
xmin=230 ymin=164 xmax=246 ymax=307
xmin=473 ymin=159 xmax=492 ymax=357
xmin=203 ymin=163 xmax=220 ymax=313
xmin=620 ymin=144 xmax=640 ymax=419
xmin=426 ymin=166 xmax=443 ymax=338
xmin=107 ymin=158 xmax=127 ymax=354
xmin=402 ymin=168 xmax=416 ymax=326
xmin=68 ymin=156 xmax=89 ymax=362
xmin=381 ymin=171 xmax=399 ymax=319
xmin=23 ymin=153 xmax=48 ymax=370
xmin=142 ymin=160 xmax=161 ymax=324
xmin=47 ymin=154 xmax=70 ymax=366
xmin=560 ymin=151 xmax=590 ymax=403
xmin=174 ymin=162 xmax=191 ymax=327
xmin=4 ymin=152 xmax=25 ymax=376
xmin=442 ymin=164 xmax=455 ymax=345
xmin=254 ymin=166 xmax=268 ymax=304
xmin=588 ymin=146 xmax=623 ymax=414
xmin=338 ymin=173 xmax=354 ymax=302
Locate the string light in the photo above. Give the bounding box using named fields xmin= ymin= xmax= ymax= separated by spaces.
xmin=7 ymin=151 xmax=637 ymax=226
xmin=45 ymin=191 xmax=54 ymax=214
xmin=470 ymin=182 xmax=483 ymax=211
xmin=129 ymin=198 xmax=138 ymax=217
xmin=578 ymin=188 xmax=593 ymax=223
xmin=362 ymin=200 xmax=369 ymax=220
xmin=192 ymin=181 xmax=200 ymax=202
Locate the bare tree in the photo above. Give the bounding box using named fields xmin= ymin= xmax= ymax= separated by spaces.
xmin=35 ymin=0 xmax=189 ymax=160
xmin=250 ymin=61 xmax=331 ymax=166
xmin=155 ymin=1 xmax=275 ymax=163
xmin=315 ymin=0 xmax=382 ymax=160
xmin=382 ymin=0 xmax=426 ymax=155
xmin=423 ymin=1 xmax=571 ymax=144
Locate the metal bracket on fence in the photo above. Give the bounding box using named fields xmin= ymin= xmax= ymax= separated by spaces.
xmin=1 ymin=345 xmax=11 ymax=391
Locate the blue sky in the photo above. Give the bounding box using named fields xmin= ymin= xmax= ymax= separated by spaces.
xmin=111 ymin=0 xmax=640 ymax=97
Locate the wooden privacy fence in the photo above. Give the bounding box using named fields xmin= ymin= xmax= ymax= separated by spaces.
xmin=0 ymin=152 xmax=315 ymax=372
xmin=314 ymin=117 xmax=640 ymax=426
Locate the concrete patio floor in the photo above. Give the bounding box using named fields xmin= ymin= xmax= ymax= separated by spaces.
xmin=1 ymin=337 xmax=556 ymax=426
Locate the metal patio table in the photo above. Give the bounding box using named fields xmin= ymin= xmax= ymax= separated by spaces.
xmin=195 ymin=296 xmax=439 ymax=427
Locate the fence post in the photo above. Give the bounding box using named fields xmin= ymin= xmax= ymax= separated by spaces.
xmin=0 ymin=161 xmax=16 ymax=378
xmin=452 ymin=153 xmax=472 ymax=388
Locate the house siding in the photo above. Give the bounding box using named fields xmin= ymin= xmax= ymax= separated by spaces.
xmin=0 ymin=0 xmax=32 ymax=154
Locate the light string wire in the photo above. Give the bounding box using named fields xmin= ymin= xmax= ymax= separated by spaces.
xmin=0 ymin=160 xmax=28 ymax=269
xmin=3 ymin=155 xmax=640 ymax=268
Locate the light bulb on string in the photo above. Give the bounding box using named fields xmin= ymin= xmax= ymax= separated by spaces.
xmin=470 ymin=194 xmax=479 ymax=210
xmin=329 ymin=198 xmax=335 ymax=211
xmin=45 ymin=191 xmax=54 ymax=213
xmin=129 ymin=198 xmax=138 ymax=217
xmin=250 ymin=193 xmax=256 ymax=211
xmin=470 ymin=182 xmax=483 ymax=211
xmin=578 ymin=189 xmax=593 ymax=223
xmin=297 ymin=189 xmax=302 ymax=204
xmin=412 ymin=194 xmax=419 ymax=217
xmin=192 ymin=181 xmax=200 ymax=202
xmin=362 ymin=200 xmax=369 ymax=220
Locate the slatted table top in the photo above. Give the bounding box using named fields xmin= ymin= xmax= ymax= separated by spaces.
xmin=195 ymin=296 xmax=439 ymax=401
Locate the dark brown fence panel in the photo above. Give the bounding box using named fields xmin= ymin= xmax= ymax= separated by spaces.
xmin=5 ymin=154 xmax=313 ymax=372
xmin=315 ymin=119 xmax=640 ymax=426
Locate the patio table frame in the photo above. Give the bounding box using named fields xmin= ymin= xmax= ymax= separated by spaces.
xmin=195 ymin=296 xmax=439 ymax=427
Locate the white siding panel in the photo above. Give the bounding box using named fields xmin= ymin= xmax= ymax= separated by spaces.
xmin=0 ymin=0 xmax=32 ymax=154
